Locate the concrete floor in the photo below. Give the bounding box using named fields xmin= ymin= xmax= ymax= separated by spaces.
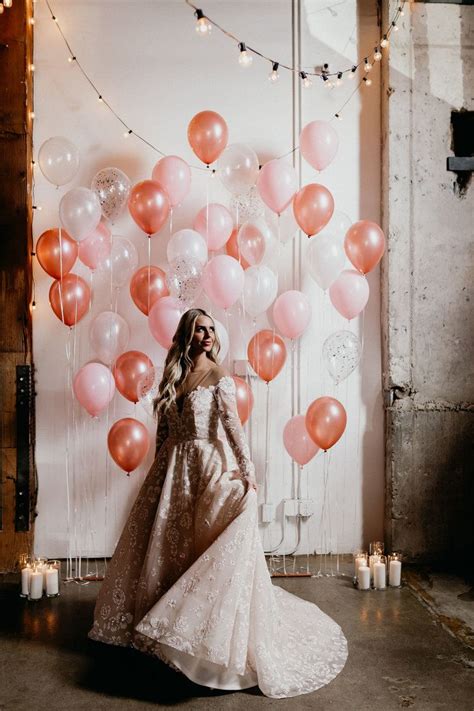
xmin=1 ymin=560 xmax=474 ymax=711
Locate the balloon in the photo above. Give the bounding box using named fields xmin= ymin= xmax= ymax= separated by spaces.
xmin=321 ymin=210 xmax=352 ymax=243
xmin=344 ymin=220 xmax=386 ymax=274
xmin=322 ymin=330 xmax=362 ymax=384
xmin=49 ymin=273 xmax=90 ymax=327
xmin=257 ymin=159 xmax=298 ymax=215
xmin=329 ymin=269 xmax=369 ymax=320
xmin=202 ymin=255 xmax=244 ymax=309
xmin=89 ymin=311 xmax=130 ymax=365
xmin=152 ymin=155 xmax=191 ymax=208
xmin=73 ymin=362 xmax=115 ymax=417
xmin=59 ymin=187 xmax=101 ymax=242
xmin=283 ymin=415 xmax=319 ymax=466
xmin=128 ymin=180 xmax=170 ymax=235
xmin=193 ymin=203 xmax=234 ymax=251
xmin=91 ymin=167 xmax=131 ymax=223
xmin=113 ymin=350 xmax=154 ymax=403
xmin=243 ymin=265 xmax=278 ymax=317
xmin=166 ymin=256 xmax=203 ymax=307
xmin=167 ymin=228 xmax=208 ymax=266
xmin=99 ymin=235 xmax=138 ymax=288
xmin=108 ymin=418 xmax=150 ymax=473
xmin=230 ymin=185 xmax=265 ymax=222
xmin=149 ymin=296 xmax=183 ymax=349
xmin=247 ymin=330 xmax=287 ymax=383
xmin=305 ymin=397 xmax=347 ymax=451
xmin=225 ymin=227 xmax=250 ymax=269
xmin=130 ymin=265 xmax=169 ymax=316
xmin=137 ymin=366 xmax=164 ymax=416
xmin=293 ymin=183 xmax=334 ymax=237
xmin=232 ymin=375 xmax=254 ymax=425
xmin=187 ymin=110 xmax=228 ymax=165
xmin=237 ymin=217 xmax=275 ymax=266
xmin=214 ymin=319 xmax=229 ymax=363
xmin=307 ymin=233 xmax=345 ymax=291
xmin=38 ymin=136 xmax=80 ymax=186
xmin=267 ymin=205 xmax=298 ymax=244
xmin=273 ymin=290 xmax=311 ymax=339
xmin=217 ymin=143 xmax=259 ymax=194
xmin=36 ymin=228 xmax=77 ymax=279
xmin=78 ymin=221 xmax=112 ymax=271
xmin=300 ymin=120 xmax=339 ymax=172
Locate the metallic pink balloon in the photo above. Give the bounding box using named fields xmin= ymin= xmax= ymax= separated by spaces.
xmin=152 ymin=156 xmax=191 ymax=208
xmin=148 ymin=296 xmax=183 ymax=349
xmin=36 ymin=228 xmax=77 ymax=279
xmin=293 ymin=183 xmax=334 ymax=237
xmin=344 ymin=220 xmax=386 ymax=274
xmin=49 ymin=273 xmax=91 ymax=327
xmin=128 ymin=180 xmax=170 ymax=235
xmin=257 ymin=160 xmax=298 ymax=215
xmin=108 ymin=417 xmax=150 ymax=473
xmin=329 ymin=269 xmax=369 ymax=320
xmin=73 ymin=362 xmax=115 ymax=417
xmin=202 ymin=255 xmax=244 ymax=309
xmin=300 ymin=120 xmax=339 ymax=172
xmin=273 ymin=290 xmax=311 ymax=339
xmin=187 ymin=110 xmax=228 ymax=166
xmin=130 ymin=265 xmax=169 ymax=316
xmin=283 ymin=415 xmax=319 ymax=466
xmin=193 ymin=203 xmax=234 ymax=251
xmin=306 ymin=397 xmax=347 ymax=451
xmin=78 ymin=221 xmax=112 ymax=271
xmin=113 ymin=350 xmax=153 ymax=403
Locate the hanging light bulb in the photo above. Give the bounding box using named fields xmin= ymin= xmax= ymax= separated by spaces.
xmin=98 ymin=95 xmax=104 ymax=103
xmin=336 ymin=72 xmax=343 ymax=87
xmin=381 ymin=35 xmax=389 ymax=48
xmin=300 ymin=71 xmax=312 ymax=89
xmin=335 ymin=113 xmax=343 ymax=121
xmin=238 ymin=42 xmax=253 ymax=68
xmin=348 ymin=65 xmax=357 ymax=80
xmin=29 ymin=63 xmax=35 ymax=72
xmin=29 ymin=16 xmax=35 ymax=25
xmin=399 ymin=5 xmax=405 ymax=16
xmin=123 ymin=129 xmax=132 ymax=138
xmin=392 ymin=21 xmax=399 ymax=32
xmin=374 ymin=47 xmax=382 ymax=61
xmin=4 ymin=0 xmax=13 ymax=7
xmin=363 ymin=76 xmax=373 ymax=87
xmin=0 ymin=5 xmax=4 ymax=14
xmin=68 ymin=56 xmax=76 ymax=63
xmin=364 ymin=58 xmax=372 ymax=73
xmin=194 ymin=8 xmax=212 ymax=35
xmin=269 ymin=62 xmax=280 ymax=83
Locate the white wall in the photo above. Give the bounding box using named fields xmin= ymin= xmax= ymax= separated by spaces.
xmin=33 ymin=0 xmax=383 ymax=559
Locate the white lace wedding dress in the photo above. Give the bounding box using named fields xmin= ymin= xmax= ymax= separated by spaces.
xmin=88 ymin=374 xmax=348 ymax=698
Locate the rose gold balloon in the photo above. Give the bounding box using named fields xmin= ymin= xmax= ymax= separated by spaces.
xmin=128 ymin=180 xmax=170 ymax=235
xmin=187 ymin=110 xmax=228 ymax=166
xmin=344 ymin=220 xmax=386 ymax=274
xmin=293 ymin=183 xmax=334 ymax=237
xmin=232 ymin=375 xmax=254 ymax=425
xmin=305 ymin=396 xmax=347 ymax=451
xmin=49 ymin=273 xmax=91 ymax=327
xmin=108 ymin=417 xmax=150 ymax=473
xmin=36 ymin=228 xmax=77 ymax=279
xmin=113 ymin=350 xmax=153 ymax=403
xmin=130 ymin=265 xmax=169 ymax=316
xmin=225 ymin=227 xmax=250 ymax=269
xmin=247 ymin=329 xmax=287 ymax=383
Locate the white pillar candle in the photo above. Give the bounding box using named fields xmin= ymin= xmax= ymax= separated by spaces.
xmin=389 ymin=559 xmax=402 ymax=587
xmin=28 ymin=570 xmax=43 ymax=600
xmin=369 ymin=554 xmax=380 ymax=580
xmin=358 ymin=566 xmax=370 ymax=590
xmin=374 ymin=561 xmax=386 ymax=589
xmin=21 ymin=565 xmax=31 ymax=596
xmin=354 ymin=554 xmax=368 ymax=577
xmin=46 ymin=566 xmax=59 ymax=596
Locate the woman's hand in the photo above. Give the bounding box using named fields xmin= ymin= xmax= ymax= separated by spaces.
xmin=245 ymin=475 xmax=258 ymax=492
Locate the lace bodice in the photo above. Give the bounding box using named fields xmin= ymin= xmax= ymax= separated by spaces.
xmin=155 ymin=375 xmax=255 ymax=481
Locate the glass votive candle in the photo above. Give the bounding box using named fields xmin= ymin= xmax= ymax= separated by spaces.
xmin=28 ymin=565 xmax=44 ymax=601
xmin=369 ymin=541 xmax=384 ymax=555
xmin=369 ymin=553 xmax=381 ymax=581
xmin=353 ymin=551 xmax=368 ymax=579
xmin=373 ymin=555 xmax=387 ymax=590
xmin=34 ymin=557 xmax=49 ymax=592
xmin=357 ymin=565 xmax=371 ymax=591
xmin=45 ymin=563 xmax=60 ymax=597
xmin=388 ymin=552 xmax=403 ymax=587
xmin=19 ymin=557 xmax=33 ymax=598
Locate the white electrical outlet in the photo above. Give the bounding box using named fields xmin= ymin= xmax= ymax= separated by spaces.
xmin=260 ymin=503 xmax=275 ymax=523
xmin=284 ymin=499 xmax=299 ymax=517
xmin=298 ymin=499 xmax=315 ymax=517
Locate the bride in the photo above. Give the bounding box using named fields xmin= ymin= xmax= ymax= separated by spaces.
xmin=88 ymin=308 xmax=347 ymax=698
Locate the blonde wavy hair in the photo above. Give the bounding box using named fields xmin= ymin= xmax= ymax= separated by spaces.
xmin=154 ymin=308 xmax=220 ymax=416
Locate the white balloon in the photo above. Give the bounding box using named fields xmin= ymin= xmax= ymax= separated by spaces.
xmin=243 ymin=265 xmax=278 ymax=317
xmin=91 ymin=167 xmax=131 ymax=223
xmin=238 ymin=217 xmax=276 ymax=266
xmin=89 ymin=311 xmax=130 ymax=365
xmin=38 ymin=136 xmax=80 ymax=186
xmin=167 ymin=229 xmax=208 ymax=266
xmin=266 ymin=205 xmax=299 ymax=244
xmin=320 ymin=210 xmax=352 ymax=245
xmin=59 ymin=187 xmax=101 ymax=242
xmin=99 ymin=235 xmax=138 ymax=288
xmin=307 ymin=233 xmax=345 ymax=291
xmin=214 ymin=319 xmax=229 ymax=363
xmin=217 ymin=143 xmax=259 ymax=195
xmin=322 ymin=330 xmax=361 ymax=384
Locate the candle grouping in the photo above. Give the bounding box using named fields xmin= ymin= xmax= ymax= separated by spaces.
xmin=18 ymin=555 xmax=60 ymax=600
xmin=353 ymin=545 xmax=402 ymax=591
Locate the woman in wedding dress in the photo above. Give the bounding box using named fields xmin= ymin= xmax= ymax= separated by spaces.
xmin=88 ymin=308 xmax=348 ymax=698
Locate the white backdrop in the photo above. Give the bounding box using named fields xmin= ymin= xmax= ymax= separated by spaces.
xmin=32 ymin=0 xmax=383 ymax=558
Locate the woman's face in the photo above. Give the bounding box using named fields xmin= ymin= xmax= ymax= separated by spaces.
xmin=190 ymin=315 xmax=215 ymax=354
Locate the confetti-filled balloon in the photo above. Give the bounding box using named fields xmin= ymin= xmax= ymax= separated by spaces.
xmin=166 ymin=256 xmax=203 ymax=307
xmin=91 ymin=167 xmax=131 ymax=223
xmin=322 ymin=330 xmax=362 ymax=384
xmin=137 ymin=366 xmax=163 ymax=416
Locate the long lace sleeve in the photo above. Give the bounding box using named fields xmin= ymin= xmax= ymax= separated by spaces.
xmin=214 ymin=376 xmax=256 ymax=482
xmin=154 ymin=412 xmax=169 ymax=458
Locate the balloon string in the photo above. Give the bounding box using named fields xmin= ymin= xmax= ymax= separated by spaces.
xmin=169 ymin=207 xmax=173 ymax=236
xmin=147 ymin=236 xmax=151 ymax=318
xmin=264 ymin=382 xmax=271 ymax=504
xmin=224 ymin=308 xmax=231 ymax=371
xmin=64 ymin=329 xmax=73 ymax=580
xmin=58 ymin=227 xmax=66 ymax=327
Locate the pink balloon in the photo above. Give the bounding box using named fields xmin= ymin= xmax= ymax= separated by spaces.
xmin=283 ymin=415 xmax=319 ymax=466
xmin=152 ymin=156 xmax=191 ymax=208
xmin=148 ymin=296 xmax=183 ymax=349
xmin=108 ymin=417 xmax=150 ymax=473
xmin=257 ymin=159 xmax=298 ymax=215
xmin=273 ymin=290 xmax=312 ymax=339
xmin=329 ymin=269 xmax=369 ymax=320
xmin=193 ymin=203 xmax=234 ymax=251
xmin=78 ymin=221 xmax=112 ymax=270
xmin=293 ymin=183 xmax=334 ymax=237
xmin=128 ymin=180 xmax=170 ymax=235
xmin=300 ymin=120 xmax=339 ymax=172
xmin=73 ymin=362 xmax=115 ymax=417
xmin=202 ymin=255 xmax=244 ymax=309
xmin=344 ymin=220 xmax=386 ymax=274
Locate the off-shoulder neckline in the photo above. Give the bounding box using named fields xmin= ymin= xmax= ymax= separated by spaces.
xmin=174 ymin=375 xmax=233 ymax=414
